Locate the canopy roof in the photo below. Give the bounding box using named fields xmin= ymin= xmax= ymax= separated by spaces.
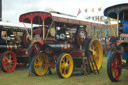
xmin=0 ymin=21 xmax=31 ymax=29
xmin=19 ymin=11 xmax=104 ymax=27
xmin=104 ymin=3 xmax=128 ymax=20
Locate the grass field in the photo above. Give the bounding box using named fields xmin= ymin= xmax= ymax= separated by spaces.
xmin=0 ymin=57 xmax=128 ymax=85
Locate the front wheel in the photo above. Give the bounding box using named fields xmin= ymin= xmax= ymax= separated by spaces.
xmin=56 ymin=53 xmax=73 ymax=78
xmin=31 ymin=52 xmax=49 ymax=76
xmin=107 ymin=51 xmax=122 ymax=82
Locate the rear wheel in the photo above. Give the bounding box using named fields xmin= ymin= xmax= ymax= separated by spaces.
xmin=107 ymin=51 xmax=122 ymax=82
xmin=84 ymin=38 xmax=103 ymax=71
xmin=31 ymin=52 xmax=48 ymax=76
xmin=56 ymin=53 xmax=73 ymax=78
xmin=0 ymin=51 xmax=17 ymax=72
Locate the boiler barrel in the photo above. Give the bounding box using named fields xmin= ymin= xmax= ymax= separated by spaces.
xmin=45 ymin=43 xmax=71 ymax=53
xmin=0 ymin=45 xmax=7 ymax=49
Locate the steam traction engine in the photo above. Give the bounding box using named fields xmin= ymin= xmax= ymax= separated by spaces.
xmin=0 ymin=22 xmax=31 ymax=72
xmin=19 ymin=11 xmax=103 ymax=78
xmin=104 ymin=3 xmax=128 ymax=82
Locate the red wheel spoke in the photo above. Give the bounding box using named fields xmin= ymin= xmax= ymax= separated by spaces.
xmin=9 ymin=54 xmax=12 ymax=60
xmin=4 ymin=56 xmax=9 ymax=61
xmin=112 ymin=64 xmax=115 ymax=72
xmin=3 ymin=62 xmax=9 ymax=66
xmin=1 ymin=51 xmax=17 ymax=72
xmin=7 ymin=65 xmax=10 ymax=70
xmin=114 ymin=69 xmax=120 ymax=80
xmin=109 ymin=52 xmax=122 ymax=81
xmin=115 ymin=69 xmax=118 ymax=76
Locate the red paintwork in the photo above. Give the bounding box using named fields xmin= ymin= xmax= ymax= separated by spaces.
xmin=19 ymin=11 xmax=104 ymax=27
xmin=15 ymin=49 xmax=28 ymax=57
xmin=19 ymin=11 xmax=52 ymax=24
xmin=33 ymin=26 xmax=49 ymax=39
xmin=111 ymin=53 xmax=122 ymax=80
xmin=70 ymin=50 xmax=85 ymax=58
xmin=60 ymin=42 xmax=71 ymax=52
xmin=2 ymin=51 xmax=17 ymax=72
xmin=117 ymin=40 xmax=128 ymax=46
xmin=19 ymin=11 xmax=95 ymax=70
xmin=31 ymin=40 xmax=44 ymax=46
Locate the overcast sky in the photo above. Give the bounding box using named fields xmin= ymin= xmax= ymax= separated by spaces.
xmin=2 ymin=0 xmax=128 ymax=23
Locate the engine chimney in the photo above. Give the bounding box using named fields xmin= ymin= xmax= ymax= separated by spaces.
xmin=0 ymin=0 xmax=2 ymax=21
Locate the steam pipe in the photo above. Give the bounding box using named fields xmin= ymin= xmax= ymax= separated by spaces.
xmin=0 ymin=45 xmax=21 ymax=50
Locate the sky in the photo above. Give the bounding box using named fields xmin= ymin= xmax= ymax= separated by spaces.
xmin=2 ymin=0 xmax=128 ymax=23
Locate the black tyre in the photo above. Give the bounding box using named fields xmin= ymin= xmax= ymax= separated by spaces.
xmin=56 ymin=53 xmax=73 ymax=78
xmin=107 ymin=51 xmax=122 ymax=82
xmin=31 ymin=52 xmax=48 ymax=76
xmin=83 ymin=38 xmax=103 ymax=71
xmin=82 ymin=38 xmax=92 ymax=71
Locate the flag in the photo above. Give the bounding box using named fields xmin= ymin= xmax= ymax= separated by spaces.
xmin=92 ymin=8 xmax=94 ymax=12
xmin=85 ymin=9 xmax=87 ymax=13
xmin=98 ymin=7 xmax=102 ymax=11
xmin=77 ymin=8 xmax=81 ymax=16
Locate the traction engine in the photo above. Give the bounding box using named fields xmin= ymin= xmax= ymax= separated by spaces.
xmin=0 ymin=23 xmax=31 ymax=72
xmin=31 ymin=26 xmax=103 ymax=78
xmin=104 ymin=3 xmax=128 ymax=82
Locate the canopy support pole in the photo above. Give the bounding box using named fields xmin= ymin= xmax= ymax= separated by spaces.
xmin=97 ymin=27 xmax=103 ymax=37
xmin=31 ymin=21 xmax=33 ymax=40
xmin=23 ymin=22 xmax=31 ymax=40
xmin=117 ymin=14 xmax=119 ymax=37
xmin=107 ymin=16 xmax=115 ymax=37
xmin=43 ymin=20 xmax=45 ymax=40
xmin=45 ymin=21 xmax=54 ymax=40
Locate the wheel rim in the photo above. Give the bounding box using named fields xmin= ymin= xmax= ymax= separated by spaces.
xmin=89 ymin=39 xmax=103 ymax=70
xmin=112 ymin=53 xmax=121 ymax=80
xmin=60 ymin=54 xmax=73 ymax=78
xmin=2 ymin=51 xmax=17 ymax=72
xmin=34 ymin=53 xmax=48 ymax=76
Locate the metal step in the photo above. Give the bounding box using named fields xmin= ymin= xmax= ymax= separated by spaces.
xmin=72 ymin=71 xmax=84 ymax=76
